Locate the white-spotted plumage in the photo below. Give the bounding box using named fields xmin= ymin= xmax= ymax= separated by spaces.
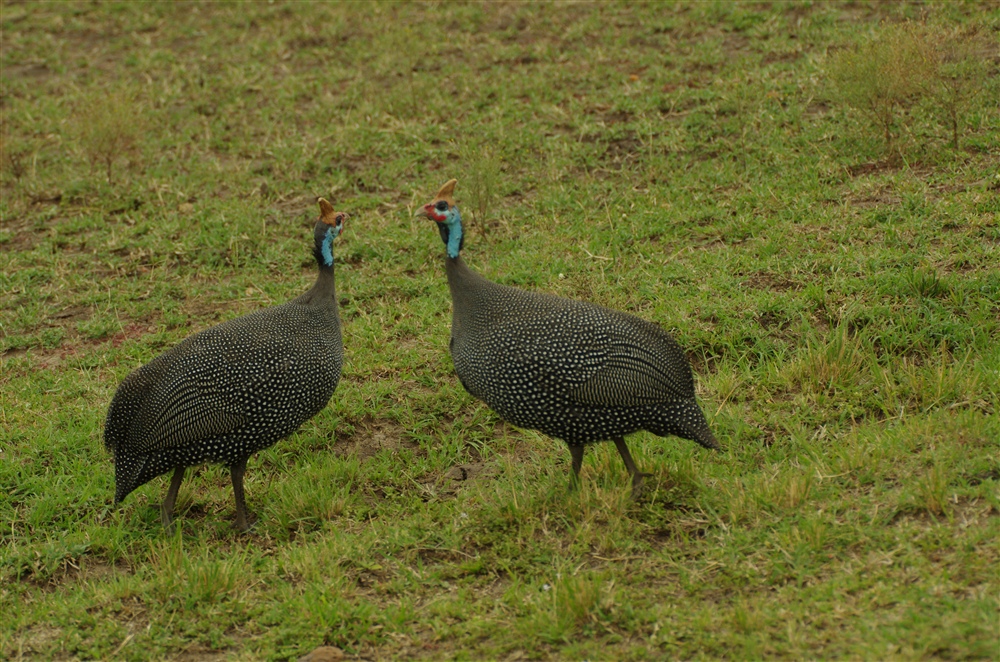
xmin=418 ymin=180 xmax=718 ymax=492
xmin=104 ymin=201 xmax=346 ymax=530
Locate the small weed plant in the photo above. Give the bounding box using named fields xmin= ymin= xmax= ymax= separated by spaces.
xmin=828 ymin=22 xmax=936 ymax=155
xmin=927 ymin=26 xmax=994 ymax=149
xmin=73 ymin=87 xmax=145 ymax=185
xmin=828 ymin=20 xmax=995 ymax=156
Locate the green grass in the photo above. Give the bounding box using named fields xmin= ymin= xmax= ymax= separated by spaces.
xmin=2 ymin=2 xmax=999 ymax=660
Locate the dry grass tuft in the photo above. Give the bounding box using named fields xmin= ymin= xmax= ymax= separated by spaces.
xmin=73 ymin=87 xmax=146 ymax=184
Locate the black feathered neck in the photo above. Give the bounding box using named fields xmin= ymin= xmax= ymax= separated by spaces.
xmin=293 ymin=220 xmax=337 ymax=306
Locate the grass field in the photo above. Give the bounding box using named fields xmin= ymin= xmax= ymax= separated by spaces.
xmin=2 ymin=2 xmax=999 ymax=660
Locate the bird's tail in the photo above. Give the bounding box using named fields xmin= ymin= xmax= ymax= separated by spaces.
xmin=693 ymin=425 xmax=720 ymax=451
xmin=113 ymin=452 xmax=146 ymax=504
xmin=652 ymin=400 xmax=721 ymax=450
xmin=682 ymin=399 xmax=720 ymax=450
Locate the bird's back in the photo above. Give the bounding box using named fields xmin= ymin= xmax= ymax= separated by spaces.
xmin=447 ymin=259 xmax=714 ymax=447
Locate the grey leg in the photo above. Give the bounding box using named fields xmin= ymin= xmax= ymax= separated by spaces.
xmin=230 ymin=457 xmax=252 ymax=532
xmin=568 ymin=444 xmax=585 ymax=490
xmin=161 ymin=467 xmax=184 ymax=528
xmin=613 ymin=437 xmax=652 ymax=496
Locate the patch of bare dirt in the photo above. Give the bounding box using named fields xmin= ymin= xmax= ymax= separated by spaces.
xmin=108 ymin=320 xmax=161 ymax=346
xmin=412 ymin=459 xmax=502 ymax=500
xmin=50 ymin=305 xmax=92 ymax=323
xmin=440 ymin=463 xmax=484 ymax=483
xmin=11 ymin=624 xmax=67 ymax=659
xmin=336 ymin=419 xmax=416 ymax=460
xmin=647 ymin=517 xmax=708 ymax=547
xmin=2 ymin=228 xmax=42 ymax=251
xmin=805 ymin=100 xmax=830 ymax=116
xmin=762 ymin=50 xmax=803 ymax=66
xmin=847 ymin=188 xmax=901 ymax=208
xmin=743 ymin=272 xmax=800 ymax=292
xmin=757 ymin=311 xmax=791 ymax=333
xmin=442 ymin=461 xmax=500 ymax=488
xmin=964 ymin=468 xmax=1000 ymax=486
xmin=722 ymin=32 xmax=750 ymax=57
xmin=17 ymin=556 xmax=129 ymax=591
xmin=847 ymin=160 xmax=900 ymax=178
xmin=602 ymin=135 xmax=642 ymax=162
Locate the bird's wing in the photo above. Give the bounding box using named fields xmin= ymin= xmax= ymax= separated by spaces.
xmin=133 ymin=350 xmax=249 ymax=453
xmin=465 ymin=290 xmax=695 ymax=406
xmin=565 ymin=310 xmax=696 ymax=406
xmin=141 ymin=397 xmax=247 ymax=452
xmin=112 ymin=304 xmax=338 ymax=454
xmin=129 ymin=321 xmax=293 ymax=452
xmin=570 ymin=347 xmax=693 ymax=405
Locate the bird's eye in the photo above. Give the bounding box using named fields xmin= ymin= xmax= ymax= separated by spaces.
xmin=336 ymin=214 xmax=344 ymax=223
xmin=435 ymin=201 xmax=448 ymax=212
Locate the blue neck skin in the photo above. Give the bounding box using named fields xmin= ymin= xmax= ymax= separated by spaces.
xmin=446 ymin=209 xmax=463 ymax=259
xmin=321 ymin=229 xmax=335 ymax=267
xmin=314 ymin=222 xmax=340 ymax=271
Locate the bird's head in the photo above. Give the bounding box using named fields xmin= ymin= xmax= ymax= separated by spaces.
xmin=318 ymin=198 xmax=346 ymax=237
xmin=315 ymin=198 xmax=347 ymax=267
xmin=414 ymin=179 xmax=463 ymax=258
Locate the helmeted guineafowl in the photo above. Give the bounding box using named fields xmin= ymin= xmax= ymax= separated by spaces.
xmin=104 ymin=199 xmax=347 ymax=530
xmin=415 ymin=179 xmax=719 ymax=493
